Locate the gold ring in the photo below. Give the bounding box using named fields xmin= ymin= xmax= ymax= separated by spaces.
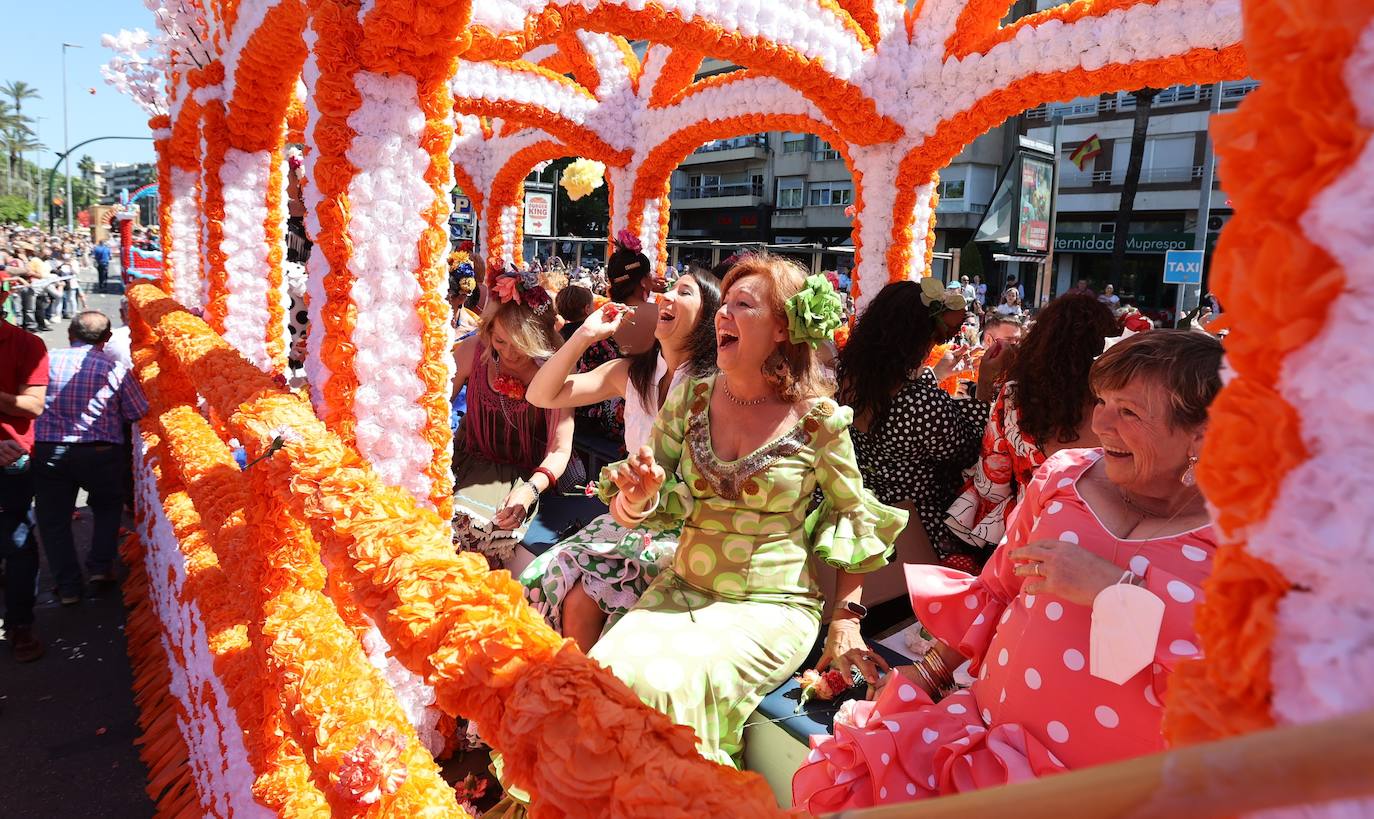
xmin=1033 ymin=563 xmax=1042 ymax=577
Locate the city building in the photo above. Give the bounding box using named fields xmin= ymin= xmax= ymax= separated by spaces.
xmin=1016 ymin=79 xmax=1257 ymax=316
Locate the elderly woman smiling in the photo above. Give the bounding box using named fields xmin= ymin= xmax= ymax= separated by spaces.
xmin=794 ymin=330 xmax=1225 ymax=811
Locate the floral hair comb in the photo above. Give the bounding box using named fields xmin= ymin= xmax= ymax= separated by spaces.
xmin=785 ymin=274 xmax=844 ymax=348
xmin=492 ymin=266 xmax=552 ymax=314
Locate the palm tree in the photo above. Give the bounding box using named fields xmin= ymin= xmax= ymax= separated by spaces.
xmin=1 ymin=81 xmax=41 ymax=195
xmin=1109 ymin=88 xmax=1160 ymax=281
xmin=77 ymin=154 xmax=97 ymax=209
xmin=0 ymin=100 xmax=14 ymax=194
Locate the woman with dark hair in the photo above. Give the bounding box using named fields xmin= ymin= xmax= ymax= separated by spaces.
xmin=522 ymin=267 xmax=721 ymax=650
xmin=837 ymin=279 xmax=996 ymax=575
xmin=947 ymin=293 xmax=1119 ymax=555
xmin=597 ymin=253 xmax=903 ymax=766
xmin=796 ymin=330 xmax=1224 ymax=811
xmin=605 ymin=230 xmax=660 ymax=356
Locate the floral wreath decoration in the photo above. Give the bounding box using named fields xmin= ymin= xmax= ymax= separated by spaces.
xmin=919 ymin=276 xmax=967 ymax=318
xmin=786 ymin=274 xmax=845 ymax=348
xmin=449 ymin=250 xmax=478 ymax=296
xmin=492 ymin=266 xmax=552 ymax=314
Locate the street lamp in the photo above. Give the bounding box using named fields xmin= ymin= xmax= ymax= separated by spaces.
xmin=62 ymin=42 xmax=83 ymax=231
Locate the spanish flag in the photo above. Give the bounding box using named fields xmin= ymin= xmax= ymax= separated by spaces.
xmin=1069 ymin=134 xmax=1103 ymax=171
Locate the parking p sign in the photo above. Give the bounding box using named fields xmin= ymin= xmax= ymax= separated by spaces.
xmin=1163 ymin=250 xmax=1205 ymax=285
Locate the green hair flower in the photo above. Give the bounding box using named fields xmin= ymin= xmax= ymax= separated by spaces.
xmin=785 ymin=274 xmax=844 ymax=348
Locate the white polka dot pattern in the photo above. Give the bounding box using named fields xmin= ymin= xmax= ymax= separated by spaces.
xmin=1046 ymin=720 xmax=1070 ymax=743
xmin=1094 ymin=705 xmax=1119 ymax=728
xmin=1170 ymin=639 xmax=1199 ymax=656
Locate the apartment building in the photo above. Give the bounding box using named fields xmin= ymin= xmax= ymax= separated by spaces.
xmin=1016 ymin=79 xmax=1257 ymax=313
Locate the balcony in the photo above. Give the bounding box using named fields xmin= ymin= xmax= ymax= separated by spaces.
xmin=679 ymin=134 xmax=770 ymax=166
xmin=669 ymin=180 xmax=766 ymax=210
xmin=1024 ymin=80 xmax=1260 ymax=120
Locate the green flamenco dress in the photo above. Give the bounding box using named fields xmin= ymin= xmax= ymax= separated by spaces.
xmin=591 ymin=375 xmax=906 ymax=767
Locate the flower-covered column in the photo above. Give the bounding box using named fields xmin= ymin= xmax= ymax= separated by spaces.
xmin=845 ymin=142 xmax=939 ymax=310
xmin=166 ymin=77 xmax=208 ymax=310
xmin=301 ymin=0 xmax=471 ymax=514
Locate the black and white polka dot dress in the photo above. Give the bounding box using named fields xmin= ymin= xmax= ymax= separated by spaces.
xmin=849 ymin=369 xmax=989 ymax=548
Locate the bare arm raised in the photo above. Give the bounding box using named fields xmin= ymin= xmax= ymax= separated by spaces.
xmin=525 ymin=304 xmax=632 ymax=410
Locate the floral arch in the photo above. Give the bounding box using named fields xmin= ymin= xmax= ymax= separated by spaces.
xmin=98 ymin=0 xmax=1374 ymax=815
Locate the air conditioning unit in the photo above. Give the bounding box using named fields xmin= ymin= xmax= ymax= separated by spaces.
xmin=1098 ymin=222 xmax=1117 ymax=234
xmin=1207 ymin=215 xmax=1227 ymax=231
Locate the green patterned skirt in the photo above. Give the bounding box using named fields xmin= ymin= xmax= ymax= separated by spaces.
xmin=518 ymin=513 xmax=678 ymax=633
xmin=587 ymin=573 xmax=819 ymax=767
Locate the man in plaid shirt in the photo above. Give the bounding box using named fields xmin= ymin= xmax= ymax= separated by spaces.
xmin=33 ymin=311 xmax=148 ymax=603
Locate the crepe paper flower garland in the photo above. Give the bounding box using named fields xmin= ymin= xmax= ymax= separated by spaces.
xmin=150 ymin=115 xmax=174 ymax=292
xmin=130 ymin=326 xmax=469 ymax=817
xmin=1165 ymin=0 xmax=1374 ymax=782
xmin=127 ymin=282 xmax=786 ymax=817
xmin=448 ymin=2 xmax=1243 ymax=308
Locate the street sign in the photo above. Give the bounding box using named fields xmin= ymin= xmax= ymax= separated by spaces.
xmin=1163 ymin=249 xmax=1205 ymax=285
xmin=455 ymin=196 xmax=471 ymax=214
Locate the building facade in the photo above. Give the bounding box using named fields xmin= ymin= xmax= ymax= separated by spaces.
xmin=1020 ymin=79 xmax=1257 ymax=316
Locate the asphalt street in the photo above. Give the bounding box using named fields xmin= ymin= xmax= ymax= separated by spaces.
xmin=1 ymin=268 xmax=154 ymax=818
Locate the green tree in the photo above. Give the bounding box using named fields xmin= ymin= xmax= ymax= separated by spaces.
xmin=1 ymin=81 xmax=41 ymax=189
xmin=0 ymin=194 xmax=32 ymax=223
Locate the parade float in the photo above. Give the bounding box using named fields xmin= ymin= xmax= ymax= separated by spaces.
xmin=100 ymin=0 xmax=1373 ymax=815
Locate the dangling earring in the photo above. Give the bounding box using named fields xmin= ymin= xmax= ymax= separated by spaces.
xmin=1181 ymin=455 xmax=1198 ymax=487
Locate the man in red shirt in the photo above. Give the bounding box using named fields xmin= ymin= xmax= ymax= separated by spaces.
xmin=1 ymin=318 xmax=49 ymax=661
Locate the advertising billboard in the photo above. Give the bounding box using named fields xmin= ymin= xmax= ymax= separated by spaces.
xmin=524 ymin=191 xmax=553 ymax=237
xmin=1016 ymin=153 xmax=1054 ymax=253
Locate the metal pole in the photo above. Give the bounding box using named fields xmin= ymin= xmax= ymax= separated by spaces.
xmin=63 ymin=42 xmax=83 ymax=232
xmin=1179 ymin=82 xmax=1224 ymax=321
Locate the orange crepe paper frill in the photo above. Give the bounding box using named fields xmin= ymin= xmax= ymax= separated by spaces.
xmin=131 ymin=320 xmax=467 ymax=816
xmin=409 ymin=73 xmax=461 ymax=517
xmin=127 ymin=283 xmax=786 ymax=818
xmin=195 ymin=63 xmax=229 ymax=334
xmin=303 ymin=0 xmax=365 ymax=442
xmin=132 ymin=342 xmax=332 ymax=815
xmin=119 ymin=528 xmax=206 ymax=816
xmin=150 ymin=116 xmax=174 ymax=293
xmin=464 ymin=3 xmax=899 ymax=148
xmin=1164 ymin=0 xmax=1369 ymax=743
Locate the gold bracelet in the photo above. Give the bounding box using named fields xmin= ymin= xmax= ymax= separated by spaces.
xmin=921 ymin=649 xmax=957 ymax=697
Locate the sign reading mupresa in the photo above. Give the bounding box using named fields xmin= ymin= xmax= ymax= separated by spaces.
xmin=1054 ymin=232 xmax=1196 ymax=254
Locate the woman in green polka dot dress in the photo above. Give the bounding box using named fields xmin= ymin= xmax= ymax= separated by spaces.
xmin=596 ymin=254 xmax=907 ymax=767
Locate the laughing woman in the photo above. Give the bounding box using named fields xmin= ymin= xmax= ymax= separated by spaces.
xmin=594 ymin=254 xmax=906 ymax=767
xmin=521 ymin=265 xmax=722 ymax=651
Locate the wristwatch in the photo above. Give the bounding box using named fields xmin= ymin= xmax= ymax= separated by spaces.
xmin=843 ymin=601 xmax=868 ymax=620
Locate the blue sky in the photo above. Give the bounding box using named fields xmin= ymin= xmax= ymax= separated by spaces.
xmin=1 ymin=1 xmax=163 ymax=168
